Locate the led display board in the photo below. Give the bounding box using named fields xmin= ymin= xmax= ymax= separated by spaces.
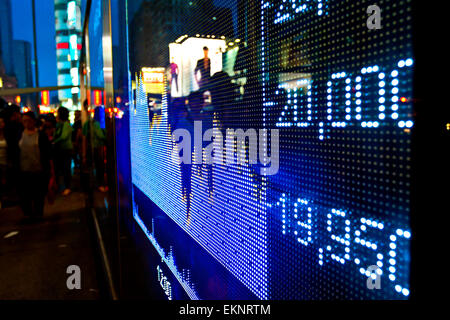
xmin=128 ymin=0 xmax=413 ymax=300
xmin=142 ymin=67 xmax=165 ymax=95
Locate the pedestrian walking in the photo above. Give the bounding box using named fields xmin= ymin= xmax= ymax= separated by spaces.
xmin=18 ymin=112 xmax=54 ymax=222
xmin=53 ymin=107 xmax=73 ymax=196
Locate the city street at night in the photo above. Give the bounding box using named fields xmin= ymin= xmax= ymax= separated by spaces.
xmin=0 ymin=0 xmax=445 ymax=313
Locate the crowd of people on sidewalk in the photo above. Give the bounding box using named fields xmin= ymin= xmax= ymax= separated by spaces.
xmin=0 ymin=98 xmax=107 ymax=223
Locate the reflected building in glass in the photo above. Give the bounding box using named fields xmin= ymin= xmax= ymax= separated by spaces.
xmin=0 ymin=0 xmax=18 ymax=102
xmin=54 ymin=0 xmax=82 ymax=108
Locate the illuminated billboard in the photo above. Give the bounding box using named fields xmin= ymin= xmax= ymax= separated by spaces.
xmin=169 ymin=37 xmax=226 ymax=97
xmin=142 ymin=67 xmax=165 ymax=95
xmin=93 ymin=90 xmax=102 ymax=106
xmin=67 ymin=0 xmax=81 ymax=30
xmin=41 ymin=91 xmax=50 ymax=106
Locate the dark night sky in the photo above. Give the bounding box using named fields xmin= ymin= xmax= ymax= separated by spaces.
xmin=11 ymin=0 xmax=57 ymax=87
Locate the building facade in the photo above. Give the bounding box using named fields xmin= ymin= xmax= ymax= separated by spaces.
xmin=0 ymin=0 xmax=14 ymax=76
xmin=54 ymin=0 xmax=82 ymax=106
xmin=13 ymin=40 xmax=33 ymax=88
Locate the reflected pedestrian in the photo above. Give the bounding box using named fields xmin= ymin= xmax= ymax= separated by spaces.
xmin=18 ymin=112 xmax=54 ymax=222
xmin=209 ymin=71 xmax=235 ymax=128
xmin=53 ymin=106 xmax=73 ymax=196
xmin=4 ymin=105 xmax=23 ymax=203
xmin=0 ymin=115 xmax=8 ymax=208
xmin=83 ymin=106 xmax=107 ymax=192
xmin=170 ymin=58 xmax=179 ymax=93
xmin=38 ymin=115 xmax=46 ymax=131
xmin=194 ymin=46 xmax=211 ymax=90
xmin=72 ymin=110 xmax=82 ymax=169
xmin=174 ymin=101 xmax=194 ymax=215
xmin=43 ymin=113 xmax=57 ymax=142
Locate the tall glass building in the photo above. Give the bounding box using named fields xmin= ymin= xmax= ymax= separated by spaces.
xmin=54 ymin=0 xmax=82 ymax=108
xmin=0 ymin=0 xmax=14 ymax=76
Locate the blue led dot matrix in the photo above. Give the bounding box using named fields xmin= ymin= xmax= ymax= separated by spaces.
xmin=129 ymin=0 xmax=413 ymax=300
xmin=264 ymin=0 xmax=411 ymax=299
xmin=275 ymin=59 xmax=413 ymax=139
xmin=274 ymin=0 xmax=328 ymax=24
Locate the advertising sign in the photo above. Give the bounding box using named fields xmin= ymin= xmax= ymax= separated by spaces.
xmin=169 ymin=37 xmax=226 ymax=97
xmin=142 ymin=67 xmax=165 ymax=95
xmin=41 ymin=91 xmax=50 ymax=106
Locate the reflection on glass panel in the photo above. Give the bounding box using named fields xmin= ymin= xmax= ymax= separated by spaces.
xmin=121 ymin=0 xmax=413 ymax=300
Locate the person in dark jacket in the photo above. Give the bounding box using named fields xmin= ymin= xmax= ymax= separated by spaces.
xmin=18 ymin=112 xmax=54 ymax=222
xmin=82 ymin=106 xmax=107 ymax=192
xmin=53 ymin=106 xmax=73 ymax=196
xmin=194 ymin=46 xmax=211 ymax=90
xmin=3 ymin=105 xmax=23 ymax=203
xmin=4 ymin=106 xmax=23 ymax=169
xmin=0 ymin=115 xmax=8 ymax=208
xmin=72 ymin=110 xmax=83 ymax=169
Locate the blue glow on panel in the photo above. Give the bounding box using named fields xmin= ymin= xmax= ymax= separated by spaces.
xmin=128 ymin=0 xmax=413 ymax=300
xmin=261 ymin=0 xmax=412 ymax=299
xmin=130 ymin=76 xmax=268 ymax=299
xmin=132 ymin=191 xmax=200 ymax=300
xmin=275 ymin=60 xmax=413 ymax=139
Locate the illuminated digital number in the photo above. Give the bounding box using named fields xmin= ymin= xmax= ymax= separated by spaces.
xmin=327 ymin=72 xmax=350 ymax=129
xmin=353 ymin=217 xmax=385 ymax=280
xmin=157 ymin=265 xmax=173 ymax=300
xmin=276 ymin=82 xmax=311 ymax=128
xmin=388 ymin=229 xmax=411 ymax=297
xmin=276 ymin=59 xmax=414 ymax=140
xmin=274 ymin=0 xmax=328 ymax=24
xmin=277 ymin=194 xmax=314 ymax=246
xmin=293 ymin=197 xmax=313 ymax=246
xmin=319 ymin=209 xmax=351 ymax=265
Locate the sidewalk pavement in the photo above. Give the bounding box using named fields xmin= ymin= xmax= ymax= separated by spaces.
xmin=0 ymin=188 xmax=101 ymax=300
